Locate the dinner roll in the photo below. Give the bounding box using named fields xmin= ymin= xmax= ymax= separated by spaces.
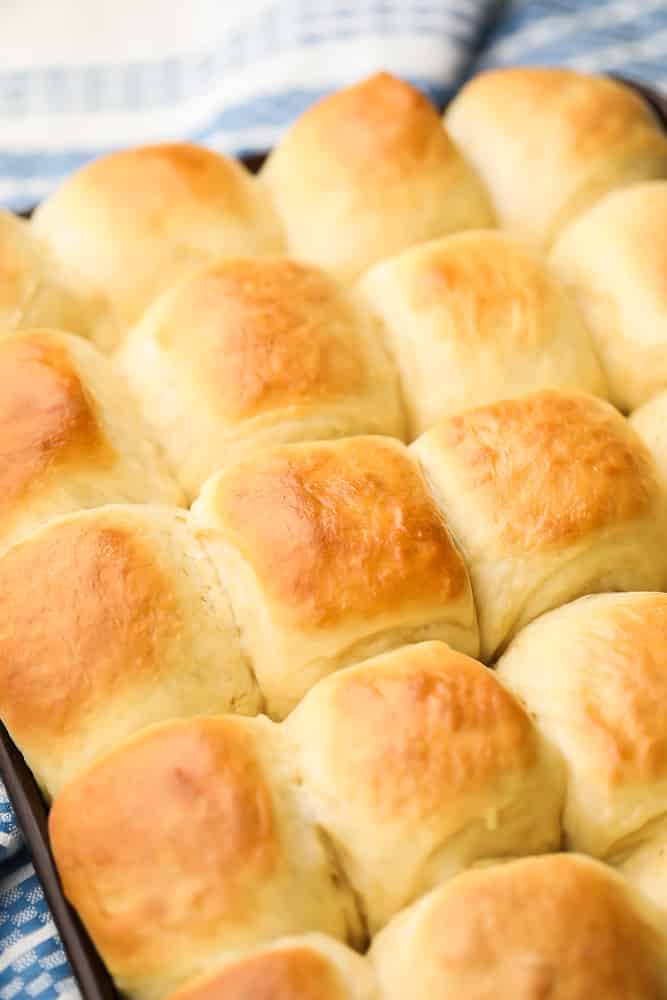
xmin=118 ymin=257 xmax=405 ymax=497
xmin=550 ymin=182 xmax=667 ymax=411
xmin=358 ymin=230 xmax=606 ymax=436
xmin=285 ymin=641 xmax=563 ymax=932
xmin=164 ymin=935 xmax=378 ymax=1000
xmin=49 ymin=716 xmax=363 ymax=1000
xmin=260 ymin=72 xmax=494 ymax=281
xmin=0 ymin=329 xmax=181 ymax=553
xmin=369 ymin=854 xmax=667 ymax=1000
xmin=618 ymin=820 xmax=667 ymax=914
xmin=411 ymin=390 xmax=663 ymax=659
xmin=446 ymin=67 xmax=667 ymax=249
xmin=496 ymin=592 xmax=667 ymax=859
xmin=32 ymin=144 xmax=285 ymax=350
xmin=0 ymin=505 xmax=260 ymax=798
xmin=191 ymin=436 xmax=477 ymax=718
xmin=0 ymin=208 xmax=89 ymax=337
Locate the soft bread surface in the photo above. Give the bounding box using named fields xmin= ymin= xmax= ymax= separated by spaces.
xmin=0 ymin=329 xmax=181 ymax=552
xmin=631 ymin=390 xmax=667 ymax=545
xmin=0 ymin=208 xmax=89 ymax=337
xmin=164 ymin=935 xmax=378 ymax=1000
xmin=118 ymin=257 xmax=406 ymax=497
xmin=32 ymin=144 xmax=285 ymax=349
xmin=191 ymin=436 xmax=477 ymax=717
xmin=619 ymin=820 xmax=667 ymax=914
xmin=358 ymin=230 xmax=606 ymax=435
xmin=446 ymin=67 xmax=667 ymax=249
xmin=496 ymin=592 xmax=667 ymax=858
xmin=550 ymin=181 xmax=667 ymax=411
xmin=49 ymin=716 xmax=363 ymax=1000
xmin=412 ymin=390 xmax=664 ymax=658
xmin=0 ymin=505 xmax=259 ymax=797
xmin=261 ymin=72 xmax=494 ymax=281
xmin=369 ymin=854 xmax=667 ymax=999
xmin=285 ymin=641 xmax=562 ymax=932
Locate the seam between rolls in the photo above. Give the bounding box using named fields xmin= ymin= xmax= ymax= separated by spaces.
xmin=314 ymin=823 xmax=370 ymax=954
xmin=193 ymin=530 xmax=266 ymax=715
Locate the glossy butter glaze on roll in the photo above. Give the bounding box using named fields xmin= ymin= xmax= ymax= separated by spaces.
xmin=551 ymin=181 xmax=667 ymax=411
xmin=49 ymin=716 xmax=364 ymax=1000
xmin=412 ymin=390 xmax=664 ymax=659
xmin=261 ymin=72 xmax=494 ymax=281
xmin=0 ymin=329 xmax=182 ymax=553
xmin=32 ymin=143 xmax=285 ymax=350
xmin=446 ymin=67 xmax=667 ymax=249
xmin=164 ymin=935 xmax=378 ymax=1000
xmin=370 ymin=854 xmax=667 ymax=1000
xmin=285 ymin=641 xmax=563 ymax=932
xmin=191 ymin=436 xmax=478 ymax=718
xmin=358 ymin=230 xmax=606 ymax=436
xmin=118 ymin=257 xmax=406 ymax=498
xmin=0 ymin=505 xmax=260 ymax=798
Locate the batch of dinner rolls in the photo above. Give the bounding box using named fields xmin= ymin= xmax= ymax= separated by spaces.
xmin=3 ymin=65 xmax=667 ymax=998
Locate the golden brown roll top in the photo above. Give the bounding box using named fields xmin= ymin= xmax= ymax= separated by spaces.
xmin=32 ymin=143 xmax=285 ymax=350
xmin=0 ymin=505 xmax=260 ymax=797
xmin=260 ymin=72 xmax=494 ymax=281
xmin=49 ymin=716 xmax=364 ymax=1000
xmin=369 ymin=854 xmax=667 ymax=1000
xmin=446 ymin=67 xmax=667 ymax=249
xmin=191 ymin=436 xmax=477 ymax=718
xmin=0 ymin=329 xmax=181 ymax=552
xmin=0 ymin=208 xmax=89 ymax=337
xmin=285 ymin=641 xmax=563 ymax=933
xmin=164 ymin=936 xmax=378 ymax=1000
xmin=358 ymin=230 xmax=606 ymax=436
xmin=411 ymin=390 xmax=664 ymax=659
xmin=496 ymin=592 xmax=667 ymax=860
xmin=550 ymin=181 xmax=667 ymax=411
xmin=118 ymin=257 xmax=406 ymax=497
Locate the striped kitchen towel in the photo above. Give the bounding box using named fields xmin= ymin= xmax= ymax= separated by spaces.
xmin=0 ymin=0 xmax=494 ymax=212
xmin=477 ymin=0 xmax=667 ymax=86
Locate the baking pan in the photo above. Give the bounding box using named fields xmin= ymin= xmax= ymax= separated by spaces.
xmin=1 ymin=76 xmax=666 ymax=1000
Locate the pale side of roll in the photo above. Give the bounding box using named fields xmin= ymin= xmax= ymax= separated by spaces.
xmin=446 ymin=67 xmax=667 ymax=249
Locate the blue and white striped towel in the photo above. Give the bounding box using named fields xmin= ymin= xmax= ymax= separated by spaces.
xmin=0 ymin=0 xmax=494 ymax=213
xmin=1 ymin=1 xmax=667 ymax=997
